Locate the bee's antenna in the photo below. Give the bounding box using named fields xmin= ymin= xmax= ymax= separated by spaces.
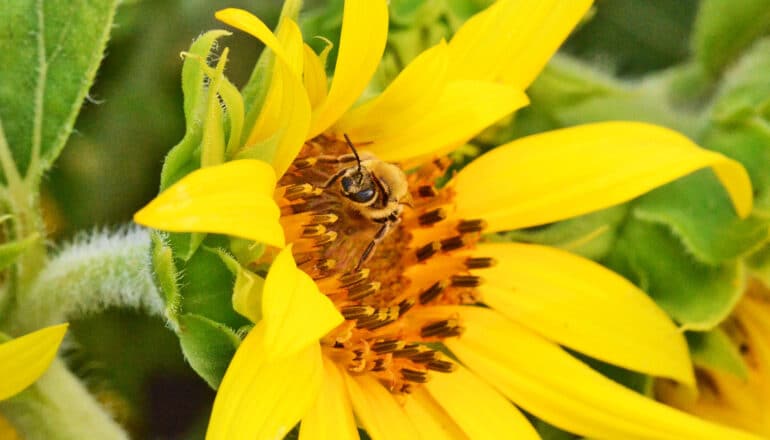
xmin=343 ymin=133 xmax=362 ymax=173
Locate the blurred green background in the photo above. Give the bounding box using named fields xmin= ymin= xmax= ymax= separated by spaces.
xmin=53 ymin=0 xmax=705 ymax=438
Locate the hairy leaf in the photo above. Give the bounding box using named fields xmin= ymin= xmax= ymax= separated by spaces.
xmin=0 ymin=0 xmax=118 ymax=183
xmin=177 ymin=313 xmax=240 ymax=389
xmin=605 ymin=219 xmax=744 ymax=330
xmin=634 ymin=170 xmax=768 ymax=264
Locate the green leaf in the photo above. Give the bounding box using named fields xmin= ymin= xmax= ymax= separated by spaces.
xmin=0 ymin=233 xmax=39 ymax=271
xmin=692 ymin=0 xmax=770 ymax=76
xmin=686 ymin=328 xmax=749 ymax=380
xmin=177 ymin=313 xmax=241 ymax=389
xmin=159 ymin=30 xmax=230 ymax=191
xmin=703 ymin=124 xmax=770 ymax=218
xmin=179 ymin=245 xmax=249 ymax=330
xmin=633 ymin=169 xmax=768 ymax=264
xmin=0 ymin=0 xmax=119 ymax=182
xmin=494 ymin=205 xmax=628 ymax=261
xmin=605 ymin=219 xmax=745 ymax=330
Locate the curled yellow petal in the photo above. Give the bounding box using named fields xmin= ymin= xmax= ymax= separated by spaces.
xmin=207 ymin=324 xmax=323 ymax=440
xmin=453 ymin=121 xmax=752 ymax=232
xmin=0 ymin=323 xmax=67 ymax=400
xmin=218 ymin=10 xmax=311 ymax=177
xmin=439 ymin=306 xmax=762 ymax=440
xmin=470 ymin=242 xmax=694 ymax=384
xmin=303 ymin=43 xmax=330 ymax=109
xmin=215 ymin=8 xmax=292 ymax=63
xmin=134 ymin=160 xmax=285 ymax=247
xmin=362 ymin=80 xmax=528 ymax=164
xmin=308 ymin=0 xmax=389 ymax=138
xmin=299 ymin=356 xmax=359 ymax=440
xmin=448 ymin=0 xmax=593 ymax=88
xmin=425 ymin=365 xmax=540 ymax=439
xmin=261 ymin=246 xmax=343 ymax=359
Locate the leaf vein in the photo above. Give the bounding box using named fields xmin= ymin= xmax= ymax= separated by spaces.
xmin=29 ymin=0 xmax=48 ymax=178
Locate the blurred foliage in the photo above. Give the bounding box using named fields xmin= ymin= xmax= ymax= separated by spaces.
xmin=563 ymin=0 xmax=699 ymax=76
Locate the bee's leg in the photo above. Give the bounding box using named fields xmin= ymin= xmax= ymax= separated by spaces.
xmin=321 ymin=168 xmax=348 ymax=189
xmin=356 ymin=220 xmax=393 ymax=271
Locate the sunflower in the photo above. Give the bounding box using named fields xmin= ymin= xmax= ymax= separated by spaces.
xmin=656 ymin=281 xmax=770 ymax=437
xmin=135 ymin=0 xmax=761 ymax=439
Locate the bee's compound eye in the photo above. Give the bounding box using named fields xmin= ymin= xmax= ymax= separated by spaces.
xmin=341 ymin=176 xmax=354 ymax=192
xmin=350 ymin=187 xmax=376 ymax=203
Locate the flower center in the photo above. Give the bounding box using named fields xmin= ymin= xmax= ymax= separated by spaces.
xmin=275 ymin=136 xmax=492 ymax=394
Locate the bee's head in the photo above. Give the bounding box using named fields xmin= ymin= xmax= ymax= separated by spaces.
xmin=339 ymin=133 xmax=377 ymax=205
xmin=340 ymin=167 xmax=377 ymax=204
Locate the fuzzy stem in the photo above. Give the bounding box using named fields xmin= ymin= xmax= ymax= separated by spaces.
xmin=10 ymin=227 xmax=163 ymax=333
xmin=0 ymin=359 xmax=128 ymax=440
xmin=0 ymin=122 xmax=48 ymax=311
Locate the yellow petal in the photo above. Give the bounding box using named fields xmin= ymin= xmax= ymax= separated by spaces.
xmin=234 ymin=17 xmax=310 ymax=177
xmin=244 ymin=18 xmax=304 ymax=142
xmin=299 ymin=356 xmax=359 ymax=440
xmin=453 ymin=121 xmax=752 ymax=232
xmin=134 ymin=160 xmax=285 ymax=247
xmin=261 ymin=246 xmax=343 ymax=359
xmin=344 ymin=371 xmax=421 ymax=440
xmin=436 ymin=306 xmax=762 ymax=440
xmin=361 ymin=80 xmax=528 ymax=164
xmin=404 ymin=388 xmax=469 ymax=439
xmin=425 ymin=365 xmax=540 ymax=439
xmin=470 ymin=242 xmax=694 ymax=384
xmin=308 ymin=0 xmax=389 ymax=138
xmin=334 ymin=40 xmax=450 ymax=141
xmin=0 ymin=323 xmax=67 ymax=400
xmin=659 ymin=296 xmax=770 ymax=436
xmin=303 ymin=43 xmax=330 ymax=109
xmin=448 ymin=0 xmax=593 ymax=89
xmin=206 ymin=324 xmax=323 ymax=440
xmin=215 ymin=9 xmax=292 ymax=63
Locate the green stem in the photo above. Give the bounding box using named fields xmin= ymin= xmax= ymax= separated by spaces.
xmin=10 ymin=227 xmax=163 ymax=333
xmin=0 ymin=359 xmax=128 ymax=440
xmin=0 ymin=122 xmax=47 ymax=317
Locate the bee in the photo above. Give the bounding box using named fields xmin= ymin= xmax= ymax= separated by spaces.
xmin=322 ymin=134 xmax=410 ymax=270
